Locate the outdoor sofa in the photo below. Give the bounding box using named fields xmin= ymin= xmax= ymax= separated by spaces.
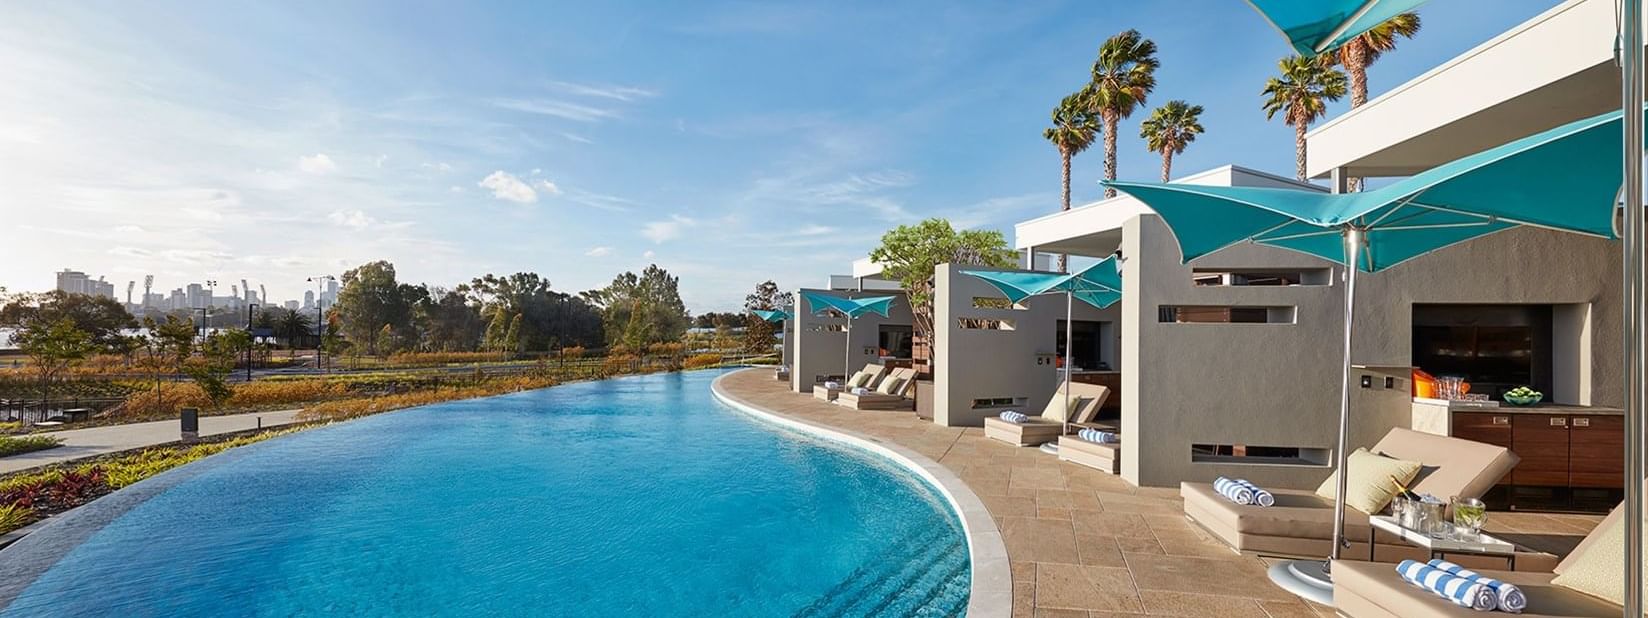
xmin=812 ymin=363 xmax=887 ymax=402
xmin=1333 ymin=498 xmax=1631 ymax=617
xmin=835 ymin=367 xmax=917 ymax=411
xmin=981 ymin=382 xmax=1110 ymax=447
xmin=1179 ymin=428 xmax=1551 ymax=567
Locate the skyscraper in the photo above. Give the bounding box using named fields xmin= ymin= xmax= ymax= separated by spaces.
xmin=303 ymin=290 xmax=315 ymax=309
xmin=55 ymin=269 xmax=89 ymax=295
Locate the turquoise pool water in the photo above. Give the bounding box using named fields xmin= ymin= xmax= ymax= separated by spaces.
xmin=0 ymin=370 xmax=970 ymax=616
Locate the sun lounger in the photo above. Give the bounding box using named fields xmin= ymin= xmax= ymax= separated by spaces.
xmin=1333 ymin=499 xmax=1628 ymax=617
xmin=1058 ymin=427 xmax=1121 ymax=473
xmin=1180 ymin=428 xmax=1523 ymax=562
xmin=813 ymin=363 xmax=887 ymax=402
xmin=982 ymin=382 xmax=1109 ymax=446
xmin=836 ymin=368 xmax=918 ymax=410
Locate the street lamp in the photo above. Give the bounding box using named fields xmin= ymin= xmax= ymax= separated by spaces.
xmin=307 ymin=275 xmax=335 ymax=372
xmin=192 ymin=307 xmax=208 ymax=343
xmin=205 ymin=280 xmax=217 ymax=312
xmin=245 ymin=303 xmax=259 ymax=382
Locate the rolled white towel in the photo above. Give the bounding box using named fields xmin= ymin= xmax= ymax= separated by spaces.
xmin=1396 ymin=560 xmax=1497 ymax=611
xmin=1429 ymin=559 xmax=1525 ymax=613
xmin=1232 ymin=479 xmax=1275 ymax=507
xmin=998 ymin=411 xmax=1028 ymax=423
xmin=1077 ymin=428 xmax=1118 ymax=443
xmin=850 ymin=387 xmax=870 ymax=395
xmin=823 ymin=381 xmax=841 ymax=389
xmin=1213 ymin=476 xmax=1254 ymax=505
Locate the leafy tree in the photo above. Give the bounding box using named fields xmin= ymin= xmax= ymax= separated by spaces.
xmin=1262 ymin=55 xmax=1347 ymax=180
xmin=584 ymin=265 xmax=689 ymax=348
xmin=504 ymin=313 xmax=524 ymax=354
xmin=190 ymin=329 xmax=246 ymax=407
xmin=1044 ymin=89 xmax=1101 ymax=272
xmin=1328 ymin=12 xmax=1420 ymax=190
xmin=0 ymin=290 xmax=137 ymax=350
xmin=334 ymin=261 xmax=420 ymax=356
xmin=14 ymin=318 xmax=95 ymax=417
xmin=743 ymin=280 xmax=793 ymax=355
xmin=483 ymin=308 xmax=509 ymax=353
xmin=462 ymin=273 xmax=603 ymax=351
xmin=418 ymin=287 xmax=484 ymax=352
xmin=277 ymin=309 xmax=312 ymax=352
xmin=141 ymin=315 xmax=197 ymax=408
xmin=868 ymin=218 xmax=1016 ymax=347
xmin=1139 ymin=100 xmax=1205 ymax=182
xmin=1088 ymin=29 xmax=1159 ymax=198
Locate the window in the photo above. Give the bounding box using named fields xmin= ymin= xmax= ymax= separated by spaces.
xmin=807 ymin=324 xmax=847 ymax=332
xmin=1158 ymin=306 xmax=1295 ymax=324
xmin=971 ymin=297 xmax=1021 ymax=310
xmin=1412 ymin=304 xmax=1552 ymax=400
xmin=971 ymin=397 xmax=1024 ymax=409
xmin=957 ymin=317 xmax=1015 ymax=330
xmin=878 ymin=324 xmax=914 ymax=358
xmin=1191 ymin=444 xmax=1330 ymax=466
xmin=1192 ymin=269 xmax=1331 ymax=286
xmin=1056 ymin=320 xmax=1111 ymax=371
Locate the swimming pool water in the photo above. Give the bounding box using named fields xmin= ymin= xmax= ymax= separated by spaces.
xmin=0 ymin=370 xmax=970 ymax=617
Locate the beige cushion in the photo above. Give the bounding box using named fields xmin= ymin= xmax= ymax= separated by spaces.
xmin=1039 ymin=394 xmax=1083 ymax=422
xmin=847 ymin=371 xmax=873 ymax=388
xmin=1315 ymin=447 xmax=1422 ymax=515
xmin=1372 ymin=427 xmax=1518 ymax=501
xmin=876 ymin=376 xmax=904 ymax=395
xmin=1551 ymin=502 xmax=1639 ymax=607
xmin=1184 ymin=481 xmax=1373 ymax=540
xmin=1333 ymin=559 xmax=1620 ymax=618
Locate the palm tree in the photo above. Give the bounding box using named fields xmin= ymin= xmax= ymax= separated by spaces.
xmin=1089 ymin=29 xmax=1159 ymax=198
xmin=1330 ymin=12 xmax=1420 ymax=191
xmin=1261 ymin=55 xmax=1346 ymax=181
xmin=1139 ymin=100 xmax=1205 ymax=182
xmin=1043 ymin=89 xmax=1101 ymax=272
xmin=278 ymin=308 xmax=311 ymax=355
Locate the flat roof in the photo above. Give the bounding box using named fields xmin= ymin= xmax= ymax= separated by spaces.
xmin=1306 ymin=0 xmax=1616 ymax=178
xmin=1013 ymin=165 xmax=1321 ymax=257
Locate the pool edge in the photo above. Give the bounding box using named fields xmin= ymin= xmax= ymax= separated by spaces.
xmin=710 ymin=369 xmax=1011 ymax=618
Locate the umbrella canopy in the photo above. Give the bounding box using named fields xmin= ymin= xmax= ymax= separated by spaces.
xmin=1105 ymin=106 xmax=1626 ymax=272
xmin=1247 ymin=0 xmax=1430 ymax=56
xmin=751 ymin=309 xmax=792 ymax=323
xmin=961 ymin=257 xmax=1122 ymax=308
xmin=799 ymin=291 xmax=896 ymax=319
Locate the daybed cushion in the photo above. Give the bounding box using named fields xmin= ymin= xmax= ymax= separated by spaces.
xmin=875 ymin=375 xmax=904 ymax=395
xmin=1183 ymin=481 xmax=1372 ymax=541
xmin=1333 ymin=559 xmax=1619 ymax=618
xmin=1550 ymin=501 xmax=1638 ymax=606
xmin=1371 ymin=427 xmax=1518 ymax=501
xmin=847 ymin=371 xmax=873 ymax=388
xmin=1314 ymin=447 xmax=1422 ymax=515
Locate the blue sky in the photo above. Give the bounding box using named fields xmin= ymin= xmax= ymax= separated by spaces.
xmin=0 ymin=1 xmax=1560 ymax=311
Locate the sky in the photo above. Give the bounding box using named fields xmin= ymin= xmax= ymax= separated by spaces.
xmin=0 ymin=0 xmax=1563 ymax=312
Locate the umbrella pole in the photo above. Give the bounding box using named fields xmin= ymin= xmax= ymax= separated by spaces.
xmin=1064 ymin=290 xmax=1074 ymax=435
xmin=1328 ymin=227 xmax=1362 ymax=569
xmin=844 ymin=317 xmax=853 ymax=385
xmin=1623 ymin=0 xmax=1645 ymax=614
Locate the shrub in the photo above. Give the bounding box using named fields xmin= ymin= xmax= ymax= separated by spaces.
xmin=0 ymin=435 xmax=62 ymax=457
xmin=385 ymin=351 xmax=509 ymax=366
xmin=0 ymin=504 xmax=32 ymax=534
xmin=683 ymin=354 xmax=723 ymax=369
xmin=602 ymin=354 xmax=638 ymax=375
xmin=297 ymin=375 xmax=558 ymax=422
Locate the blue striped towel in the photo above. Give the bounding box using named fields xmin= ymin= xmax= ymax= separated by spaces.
xmin=999 ymin=411 xmax=1028 ymax=423
xmin=1213 ymin=477 xmax=1255 ymax=505
xmin=1231 ymin=478 xmax=1274 ymax=507
xmin=1077 ymin=428 xmax=1119 ymax=443
xmin=1429 ymin=559 xmax=1525 ymax=613
xmin=1396 ymin=560 xmax=1497 ymax=611
xmin=823 ymin=381 xmax=841 ymax=390
xmin=850 ymin=387 xmax=870 ymax=395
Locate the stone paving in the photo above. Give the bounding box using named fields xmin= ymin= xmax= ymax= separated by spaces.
xmin=716 ymin=367 xmax=1602 ymax=618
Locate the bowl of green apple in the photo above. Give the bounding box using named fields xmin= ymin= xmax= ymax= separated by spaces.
xmin=1503 ymin=386 xmax=1543 ymax=406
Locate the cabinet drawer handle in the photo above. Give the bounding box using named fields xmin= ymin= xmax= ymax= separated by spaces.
xmin=1492 ymin=416 xmax=1509 ymax=425
xmin=1550 ymin=417 xmax=1567 ymax=427
xmin=1573 ymin=417 xmax=1590 ymax=427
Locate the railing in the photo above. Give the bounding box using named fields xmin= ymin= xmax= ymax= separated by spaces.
xmin=0 ymin=397 xmax=125 ymax=424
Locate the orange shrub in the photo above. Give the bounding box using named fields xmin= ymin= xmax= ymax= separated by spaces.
xmin=683 ymin=354 xmax=723 ymax=369
xmin=298 ymin=374 xmax=558 ymax=421
xmin=385 ymin=351 xmax=509 ymax=366
xmin=602 ymin=354 xmax=638 ymax=375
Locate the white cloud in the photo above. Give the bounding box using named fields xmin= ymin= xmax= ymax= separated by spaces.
xmin=327 ymin=209 xmax=376 ymax=230
xmin=489 ymin=98 xmax=619 ymax=123
xmin=546 ymin=80 xmax=659 ymax=102
xmin=297 ymin=153 xmax=337 ymax=174
xmin=643 ymin=250 xmax=656 ymax=259
xmin=109 ymin=246 xmax=153 ymax=258
xmin=477 ymin=171 xmax=537 ymax=203
xmin=796 ymin=224 xmax=834 ymax=236
xmin=534 ymin=179 xmax=561 ymax=196
xmin=529 ymin=168 xmax=542 ymax=176
xmin=112 ymin=224 xmax=146 ymax=234
xmin=449 ymin=185 xmax=463 ymax=193
xmin=373 ymin=154 xmax=389 ymax=168
xmin=421 ymin=161 xmax=453 ymax=173
xmin=641 ymin=214 xmax=695 ymax=243
xmin=560 ymin=132 xmax=593 ymax=144
xmin=584 ymin=246 xmax=613 ymax=257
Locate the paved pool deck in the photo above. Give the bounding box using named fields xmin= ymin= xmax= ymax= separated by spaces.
xmin=0 ymin=410 xmax=303 ymax=475
xmin=715 ymin=367 xmax=1602 ymax=618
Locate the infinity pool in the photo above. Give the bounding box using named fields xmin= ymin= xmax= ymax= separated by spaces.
xmin=0 ymin=370 xmax=969 ymax=616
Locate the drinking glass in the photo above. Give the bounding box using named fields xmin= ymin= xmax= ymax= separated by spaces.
xmin=1452 ymin=496 xmax=1487 ymax=536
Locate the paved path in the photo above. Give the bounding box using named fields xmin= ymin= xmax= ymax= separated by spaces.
xmin=0 ymin=410 xmax=303 ymax=474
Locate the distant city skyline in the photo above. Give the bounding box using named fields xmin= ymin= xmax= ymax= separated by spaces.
xmin=43 ymin=267 xmax=334 ymax=315
xmin=0 ymin=1 xmax=1561 ymax=310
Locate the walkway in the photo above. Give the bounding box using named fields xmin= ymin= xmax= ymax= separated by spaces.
xmin=715 ymin=368 xmax=1601 ymax=618
xmin=0 ymin=410 xmax=303 ymax=475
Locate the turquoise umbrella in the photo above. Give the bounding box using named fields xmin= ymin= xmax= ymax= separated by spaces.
xmin=751 ymin=309 xmax=791 ymax=323
xmin=798 ymin=291 xmax=897 ymax=383
xmin=1105 ymin=106 xmax=1627 ymax=598
xmin=1246 ymin=0 xmax=1430 ymax=57
xmin=962 ymin=257 xmax=1122 ymax=435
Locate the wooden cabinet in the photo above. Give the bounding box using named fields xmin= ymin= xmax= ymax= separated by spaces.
xmin=1569 ymin=415 xmax=1625 ymax=489
xmin=1509 ymin=415 xmax=1571 ymax=487
xmin=1452 ymin=412 xmax=1512 ymax=450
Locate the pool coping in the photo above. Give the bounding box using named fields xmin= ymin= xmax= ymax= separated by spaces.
xmin=710 ymin=370 xmax=1011 ymax=618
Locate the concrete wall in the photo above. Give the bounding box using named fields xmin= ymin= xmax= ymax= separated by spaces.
xmin=1122 ymin=214 xmax=1621 ymax=488
xmin=788 ymin=289 xmax=914 ymax=393
xmin=932 ymin=263 xmax=1121 ymax=427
